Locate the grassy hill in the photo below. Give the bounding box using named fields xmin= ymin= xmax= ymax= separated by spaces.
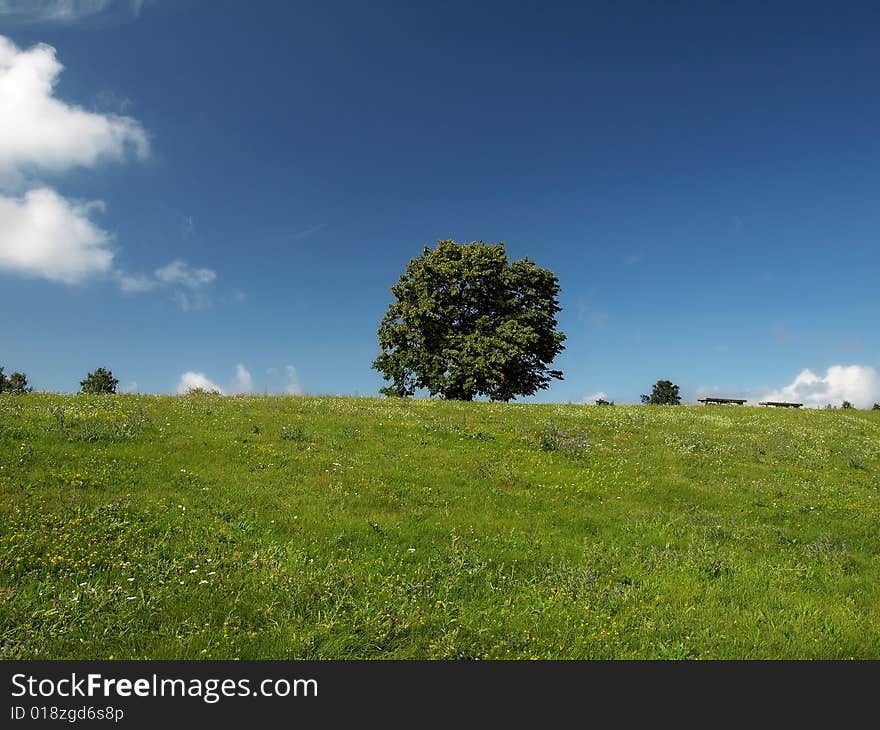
xmin=1 ymin=393 xmax=878 ymax=659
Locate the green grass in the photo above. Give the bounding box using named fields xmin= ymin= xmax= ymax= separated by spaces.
xmin=1 ymin=392 xmax=879 ymax=659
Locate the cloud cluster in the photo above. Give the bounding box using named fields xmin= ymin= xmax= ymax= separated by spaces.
xmin=176 ymin=364 xmax=304 ymax=396
xmin=0 ymin=35 xmax=145 ymax=284
xmin=761 ymin=365 xmax=880 ymax=409
xmin=0 ymin=34 xmax=215 ymax=302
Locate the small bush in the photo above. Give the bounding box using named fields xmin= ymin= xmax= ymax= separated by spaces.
xmin=184 ymin=387 xmax=221 ymax=396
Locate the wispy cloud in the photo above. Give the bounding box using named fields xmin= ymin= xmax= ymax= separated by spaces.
xmin=118 ymin=259 xmax=217 ymax=309
xmin=180 ymin=215 xmax=195 ymax=239
xmin=0 ymin=0 xmax=152 ymax=24
xmin=284 ymin=365 xmax=303 ymax=395
xmin=155 ymin=259 xmax=216 ymax=288
xmin=292 ymin=223 xmax=327 ymax=240
xmin=770 ymin=324 xmax=794 ymax=344
xmin=231 ymin=364 xmax=254 ymax=394
xmin=171 ymin=290 xmax=213 ymax=312
xmin=576 ymin=296 xmax=608 ymax=329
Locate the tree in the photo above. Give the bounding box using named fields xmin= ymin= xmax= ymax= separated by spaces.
xmin=373 ymin=240 xmax=566 ymax=401
xmin=0 ymin=367 xmax=30 ymax=394
xmin=641 ymin=380 xmax=681 ymax=405
xmin=6 ymin=372 xmax=30 ymax=394
xmin=841 ymin=400 xmax=854 ymax=410
xmin=595 ymin=398 xmax=614 ymax=406
xmin=873 ymin=403 xmax=880 ymax=411
xmin=80 ymin=368 xmax=119 ymax=394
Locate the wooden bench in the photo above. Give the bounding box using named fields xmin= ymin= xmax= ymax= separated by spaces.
xmin=698 ymin=397 xmax=747 ymax=405
xmin=758 ymin=401 xmax=803 ymax=408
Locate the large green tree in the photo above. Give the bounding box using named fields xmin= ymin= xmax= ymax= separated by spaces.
xmin=373 ymin=240 xmax=566 ymax=401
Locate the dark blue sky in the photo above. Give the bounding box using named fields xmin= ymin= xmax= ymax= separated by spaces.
xmin=1 ymin=1 xmax=878 ymax=404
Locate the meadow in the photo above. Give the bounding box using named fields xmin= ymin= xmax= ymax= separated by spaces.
xmin=1 ymin=392 xmax=878 ymax=659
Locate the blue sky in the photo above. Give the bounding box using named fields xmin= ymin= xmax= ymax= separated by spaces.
xmin=1 ymin=0 xmax=878 ymax=405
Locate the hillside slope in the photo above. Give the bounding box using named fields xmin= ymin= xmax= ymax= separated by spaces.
xmin=1 ymin=394 xmax=878 ymax=658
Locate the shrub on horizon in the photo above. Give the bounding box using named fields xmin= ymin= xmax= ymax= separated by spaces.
xmin=80 ymin=368 xmax=119 ymax=394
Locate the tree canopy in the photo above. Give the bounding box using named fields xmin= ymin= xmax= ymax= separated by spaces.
xmin=373 ymin=240 xmax=566 ymax=401
xmin=0 ymin=367 xmax=30 ymax=394
xmin=641 ymin=380 xmax=681 ymax=405
xmin=80 ymin=368 xmax=119 ymax=394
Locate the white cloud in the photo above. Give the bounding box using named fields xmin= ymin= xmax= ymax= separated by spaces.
xmin=284 ymin=365 xmax=303 ymax=395
xmin=762 ymin=365 xmax=880 ymax=409
xmin=117 ymin=272 xmax=157 ymax=293
xmin=176 ymin=371 xmax=224 ymax=395
xmin=0 ymin=35 xmax=148 ymax=188
xmin=0 ymin=35 xmax=218 ymax=298
xmin=121 ymin=381 xmax=138 ymax=393
xmin=117 ymin=259 xmax=217 ymax=306
xmin=0 ymin=187 xmax=113 ymax=283
xmin=155 ymin=259 xmax=216 ymax=288
xmin=230 ymin=364 xmax=254 ymax=394
xmin=0 ymin=1 xmax=149 ymax=24
xmin=171 ymin=289 xmax=212 ymax=312
xmin=0 ymin=35 xmax=151 ymax=289
xmin=580 ymin=391 xmax=608 ymax=404
xmin=575 ymin=296 xmax=608 ymax=329
xmin=176 ymin=364 xmax=304 ymax=397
